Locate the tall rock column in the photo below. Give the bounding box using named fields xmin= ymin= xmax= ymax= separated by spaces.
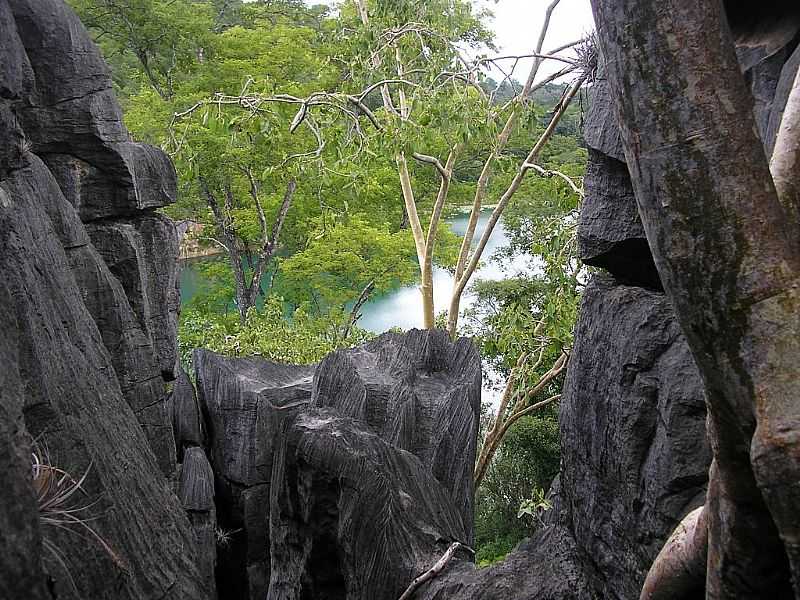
xmin=0 ymin=0 xmax=209 ymax=597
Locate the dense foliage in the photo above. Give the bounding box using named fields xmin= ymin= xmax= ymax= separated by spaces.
xmin=68 ymin=0 xmax=588 ymax=564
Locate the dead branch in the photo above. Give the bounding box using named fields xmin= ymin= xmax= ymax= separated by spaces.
xmin=524 ymin=163 xmax=585 ymax=197
xmin=448 ymin=70 xmax=588 ymax=337
xmin=343 ymin=279 xmax=375 ymax=339
xmin=397 ymin=542 xmax=472 ymax=600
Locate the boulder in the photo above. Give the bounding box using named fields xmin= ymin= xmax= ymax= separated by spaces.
xmin=194 ymin=350 xmax=315 ymax=600
xmin=268 ymin=409 xmax=472 ymax=600
xmin=67 ymin=242 xmax=176 ymax=476
xmin=193 ymin=330 xmax=482 ymax=600
xmin=172 ymin=368 xmax=205 ymax=456
xmin=555 ymin=276 xmax=709 ymax=598
xmin=583 ymin=76 xmax=625 ymax=161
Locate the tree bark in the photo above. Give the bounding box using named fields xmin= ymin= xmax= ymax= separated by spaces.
xmin=640 ymin=506 xmax=707 ymax=600
xmin=590 ymin=0 xmax=800 ymax=596
xmin=771 ymin=66 xmax=800 ymax=223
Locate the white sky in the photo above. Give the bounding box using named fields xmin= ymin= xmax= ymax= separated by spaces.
xmin=477 ymin=0 xmax=596 ymax=78
xmin=309 ymin=0 xmax=596 ymax=81
xmin=479 ymin=0 xmax=595 ymax=53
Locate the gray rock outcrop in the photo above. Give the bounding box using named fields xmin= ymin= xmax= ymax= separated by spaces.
xmin=192 ymin=330 xmax=482 ymax=600
xmin=0 ymin=0 xmax=209 ymax=598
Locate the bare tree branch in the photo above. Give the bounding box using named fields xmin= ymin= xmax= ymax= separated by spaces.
xmin=396 ymin=542 xmax=473 ymax=600
xmin=448 ymin=70 xmax=589 ymax=337
xmin=474 ymin=351 xmax=568 ymax=488
xmin=524 ymin=163 xmax=585 ymax=197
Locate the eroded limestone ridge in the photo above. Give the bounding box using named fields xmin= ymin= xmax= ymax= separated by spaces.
xmin=0 ymin=0 xmax=196 ymax=598
xmin=186 ymin=330 xmax=481 ymax=600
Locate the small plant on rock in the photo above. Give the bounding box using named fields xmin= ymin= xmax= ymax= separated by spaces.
xmin=32 ymin=442 xmax=124 ymax=590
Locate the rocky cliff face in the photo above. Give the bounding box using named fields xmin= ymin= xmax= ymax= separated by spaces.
xmin=0 ymin=1 xmax=205 ymax=598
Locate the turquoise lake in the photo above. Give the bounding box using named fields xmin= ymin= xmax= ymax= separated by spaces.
xmin=179 ymin=210 xmax=528 ymax=334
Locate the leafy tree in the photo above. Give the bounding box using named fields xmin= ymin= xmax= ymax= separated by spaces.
xmin=68 ymin=0 xmax=214 ymax=99
xmin=279 ymin=214 xmax=417 ymax=311
xmin=474 ymin=408 xmax=560 ymax=566
xmin=344 ymin=0 xmax=595 ymax=335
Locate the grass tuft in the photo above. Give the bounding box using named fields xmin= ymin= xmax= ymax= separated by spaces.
xmin=31 ymin=442 xmax=126 ymax=591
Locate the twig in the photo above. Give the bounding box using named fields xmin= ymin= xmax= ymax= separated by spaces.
xmin=397 ymin=542 xmax=472 ymax=600
xmin=524 ymin=164 xmax=585 ymax=197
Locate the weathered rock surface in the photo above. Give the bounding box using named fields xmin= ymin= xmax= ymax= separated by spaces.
xmin=172 ymin=367 xmax=205 ymax=457
xmin=87 ymin=214 xmax=181 ymax=379
xmin=179 ymin=447 xmax=218 ymax=599
xmin=269 ymin=410 xmax=471 ymax=600
xmin=0 ymin=283 xmax=51 ymax=600
xmin=0 ymin=149 xmax=206 ymax=599
xmin=578 ymin=148 xmax=659 ymax=288
xmin=578 ymin=76 xmax=661 ymax=289
xmin=0 ymin=0 xmax=207 ymax=597
xmin=194 ymin=350 xmax=316 ymax=600
xmin=192 ymin=330 xmax=482 ymax=600
xmin=556 ymin=276 xmax=709 ymax=598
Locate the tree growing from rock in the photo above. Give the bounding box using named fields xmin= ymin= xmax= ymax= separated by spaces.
xmin=590 ymin=0 xmax=800 ymax=596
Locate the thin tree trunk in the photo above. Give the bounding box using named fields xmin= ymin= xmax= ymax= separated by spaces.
xmin=590 ymin=0 xmax=800 ymax=595
xmin=474 ymin=352 xmax=567 ymax=488
xmin=199 ymin=176 xmax=250 ymax=323
xmin=446 ymin=72 xmax=588 ymax=337
xmin=342 ymin=279 xmax=375 ymax=339
xmin=396 ymin=152 xmax=434 ymax=327
xmin=244 ymin=179 xmax=296 ymax=311
xmin=453 ymin=0 xmax=566 ymax=287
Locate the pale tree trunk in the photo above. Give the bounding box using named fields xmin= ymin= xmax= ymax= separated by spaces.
xmin=640 ymin=506 xmax=708 ymax=600
xmin=396 ymin=153 xmax=433 ymax=326
xmin=446 ymin=72 xmax=588 ymax=337
xmin=591 ymin=0 xmax=800 ymax=596
xmin=771 ymin=66 xmax=800 ymax=222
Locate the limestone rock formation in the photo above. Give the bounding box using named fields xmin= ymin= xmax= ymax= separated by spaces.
xmin=192 ymin=330 xmax=482 ymax=600
xmin=0 ymin=0 xmax=208 ymax=597
xmin=178 ymin=447 xmax=218 ymax=599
